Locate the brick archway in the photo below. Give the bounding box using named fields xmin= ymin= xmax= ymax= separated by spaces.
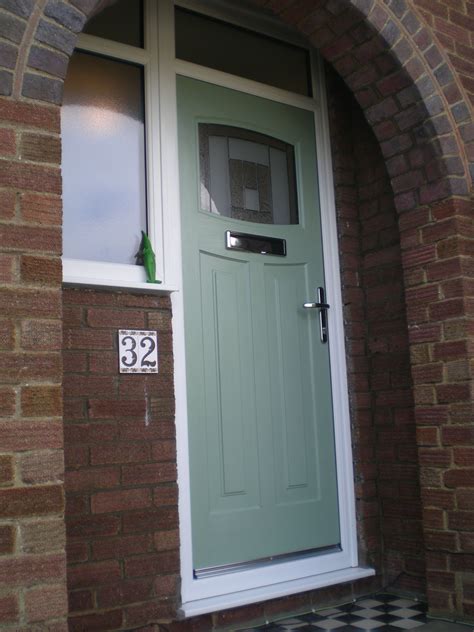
xmin=0 ymin=0 xmax=473 ymax=629
xmin=7 ymin=0 xmax=474 ymax=201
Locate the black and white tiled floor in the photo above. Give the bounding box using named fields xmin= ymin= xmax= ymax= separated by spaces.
xmin=239 ymin=594 xmax=428 ymax=631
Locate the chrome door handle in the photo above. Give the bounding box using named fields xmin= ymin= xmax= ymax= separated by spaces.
xmin=303 ymin=287 xmax=329 ymax=343
xmin=303 ymin=301 xmax=330 ymax=309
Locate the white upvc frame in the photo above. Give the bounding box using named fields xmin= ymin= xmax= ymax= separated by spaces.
xmin=63 ymin=0 xmax=373 ymax=616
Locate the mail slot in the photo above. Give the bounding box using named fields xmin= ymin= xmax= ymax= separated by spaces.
xmin=225 ymin=230 xmax=287 ymax=256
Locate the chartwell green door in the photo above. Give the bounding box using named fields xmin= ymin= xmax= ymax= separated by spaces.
xmin=177 ymin=76 xmax=340 ymax=573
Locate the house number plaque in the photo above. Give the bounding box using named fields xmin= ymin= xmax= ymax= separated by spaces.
xmin=118 ymin=330 xmax=159 ymax=374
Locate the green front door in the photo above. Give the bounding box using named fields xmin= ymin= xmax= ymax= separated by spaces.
xmin=177 ymin=76 xmax=340 ymax=573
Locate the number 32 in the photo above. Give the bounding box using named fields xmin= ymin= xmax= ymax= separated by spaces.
xmin=121 ymin=335 xmax=157 ymax=369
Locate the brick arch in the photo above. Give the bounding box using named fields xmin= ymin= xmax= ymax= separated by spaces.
xmin=254 ymin=0 xmax=474 ymax=207
xmin=8 ymin=0 xmax=473 ymax=210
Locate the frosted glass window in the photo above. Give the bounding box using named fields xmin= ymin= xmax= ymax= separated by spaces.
xmin=62 ymin=51 xmax=146 ymax=264
xmin=176 ymin=8 xmax=312 ymax=97
xmin=199 ymin=124 xmax=298 ymax=225
xmin=84 ymin=0 xmax=143 ymax=48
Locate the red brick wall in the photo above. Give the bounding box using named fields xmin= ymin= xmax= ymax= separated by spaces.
xmin=328 ymin=68 xmax=425 ymax=594
xmin=353 ymin=87 xmax=425 ymax=594
xmin=0 ymin=99 xmax=68 ymax=629
xmin=327 ymin=69 xmax=382 ymax=575
xmin=63 ymin=288 xmax=178 ymax=630
xmin=413 ymin=0 xmax=474 ymax=110
xmin=406 ymin=196 xmax=474 ymax=619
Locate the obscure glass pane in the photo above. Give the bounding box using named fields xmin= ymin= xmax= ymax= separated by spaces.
xmin=62 ymin=51 xmax=147 ymax=264
xmin=176 ymin=8 xmax=311 ymax=97
xmin=200 ymin=124 xmax=298 ymax=225
xmin=84 ymin=0 xmax=143 ymax=48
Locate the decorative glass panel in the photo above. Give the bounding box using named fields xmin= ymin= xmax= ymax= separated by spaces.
xmin=84 ymin=0 xmax=143 ymax=48
xmin=61 ymin=51 xmax=147 ymax=264
xmin=199 ymin=124 xmax=298 ymax=225
xmin=176 ymin=8 xmax=311 ymax=97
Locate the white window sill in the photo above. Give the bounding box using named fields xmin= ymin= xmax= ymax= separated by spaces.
xmin=62 ymin=258 xmax=178 ymax=294
xmin=179 ymin=566 xmax=375 ymax=618
xmin=63 ymin=276 xmax=177 ymax=294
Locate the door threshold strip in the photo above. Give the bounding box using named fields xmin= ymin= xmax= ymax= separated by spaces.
xmin=195 ymin=545 xmax=341 ymax=579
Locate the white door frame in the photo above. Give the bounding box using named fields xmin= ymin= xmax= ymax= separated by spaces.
xmin=158 ymin=0 xmax=373 ymax=617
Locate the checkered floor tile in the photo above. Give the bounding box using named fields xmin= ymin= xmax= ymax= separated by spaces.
xmin=238 ymin=593 xmax=428 ymax=631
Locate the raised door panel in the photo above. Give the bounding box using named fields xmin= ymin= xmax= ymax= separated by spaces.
xmin=264 ymin=263 xmax=318 ymax=505
xmin=192 ymin=252 xmax=263 ymax=569
xmin=263 ymin=262 xmax=340 ymax=552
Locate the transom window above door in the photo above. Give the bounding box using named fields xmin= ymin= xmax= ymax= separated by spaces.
xmin=175 ymin=6 xmax=312 ymax=96
xmin=199 ymin=124 xmax=299 ymax=225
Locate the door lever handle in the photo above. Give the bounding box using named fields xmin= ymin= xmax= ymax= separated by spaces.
xmin=303 ymin=287 xmax=330 ymax=343
xmin=303 ymin=301 xmax=330 ymax=309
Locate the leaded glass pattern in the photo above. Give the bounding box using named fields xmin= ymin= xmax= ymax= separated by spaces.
xmin=199 ymin=124 xmax=298 ymax=225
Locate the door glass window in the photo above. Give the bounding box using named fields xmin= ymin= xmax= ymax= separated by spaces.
xmin=199 ymin=124 xmax=299 ymax=225
xmin=176 ymin=7 xmax=311 ymax=97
